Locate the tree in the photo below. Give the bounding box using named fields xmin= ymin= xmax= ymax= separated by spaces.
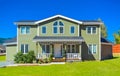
xmin=98 ymin=18 xmax=107 ymax=38
xmin=114 ymin=30 xmax=120 ymax=44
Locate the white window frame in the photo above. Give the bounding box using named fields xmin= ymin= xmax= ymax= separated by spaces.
xmin=86 ymin=26 xmax=97 ymax=34
xmin=53 ymin=21 xmax=64 ymax=34
xmin=41 ymin=26 xmax=47 ymax=34
xmin=88 ymin=44 xmax=97 ymax=54
xmin=20 ymin=44 xmax=28 ymax=54
xmin=20 ymin=26 xmax=30 ymax=35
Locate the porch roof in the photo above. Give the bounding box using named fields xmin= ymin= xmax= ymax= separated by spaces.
xmin=33 ymin=36 xmax=84 ymax=43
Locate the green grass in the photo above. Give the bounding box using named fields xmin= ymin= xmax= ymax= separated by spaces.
xmin=0 ymin=57 xmax=120 ymax=76
xmin=0 ymin=55 xmax=6 ymax=61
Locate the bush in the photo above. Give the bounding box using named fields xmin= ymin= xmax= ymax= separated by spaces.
xmin=14 ymin=51 xmax=36 ymax=63
xmin=14 ymin=52 xmax=23 ymax=63
xmin=48 ymin=54 xmax=53 ymax=62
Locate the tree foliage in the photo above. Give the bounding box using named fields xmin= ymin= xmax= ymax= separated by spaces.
xmin=98 ymin=18 xmax=107 ymax=38
xmin=114 ymin=30 xmax=120 ymax=44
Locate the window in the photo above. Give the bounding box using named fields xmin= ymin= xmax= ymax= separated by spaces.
xmin=42 ymin=45 xmax=50 ymax=53
xmin=70 ymin=26 xmax=75 ymax=34
xmin=53 ymin=21 xmax=64 ymax=34
xmin=42 ymin=26 xmax=46 ymax=34
xmin=93 ymin=27 xmax=96 ymax=34
xmin=67 ymin=45 xmax=76 ymax=53
xmin=21 ymin=26 xmax=30 ymax=34
xmin=86 ymin=26 xmax=97 ymax=34
xmin=21 ymin=44 xmax=28 ymax=54
xmin=88 ymin=44 xmax=97 ymax=54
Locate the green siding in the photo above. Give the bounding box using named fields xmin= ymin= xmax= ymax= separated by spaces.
xmin=39 ymin=18 xmax=79 ymax=36
xmin=6 ymin=45 xmax=17 ymax=61
xmin=81 ymin=25 xmax=100 ymax=60
xmin=18 ymin=26 xmax=37 ymax=55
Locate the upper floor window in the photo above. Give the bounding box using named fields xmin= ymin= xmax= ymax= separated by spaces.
xmin=53 ymin=21 xmax=64 ymax=34
xmin=86 ymin=26 xmax=97 ymax=34
xmin=88 ymin=44 xmax=97 ymax=54
xmin=21 ymin=44 xmax=28 ymax=54
xmin=21 ymin=26 xmax=30 ymax=34
xmin=42 ymin=26 xmax=46 ymax=34
xmin=70 ymin=26 xmax=75 ymax=34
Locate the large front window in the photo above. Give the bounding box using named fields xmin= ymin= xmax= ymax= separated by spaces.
xmin=21 ymin=26 xmax=30 ymax=34
xmin=42 ymin=45 xmax=50 ymax=53
xmin=21 ymin=44 xmax=28 ymax=54
xmin=53 ymin=21 xmax=64 ymax=34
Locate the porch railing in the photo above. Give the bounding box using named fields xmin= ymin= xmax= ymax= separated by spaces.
xmin=37 ymin=53 xmax=51 ymax=59
xmin=66 ymin=53 xmax=81 ymax=60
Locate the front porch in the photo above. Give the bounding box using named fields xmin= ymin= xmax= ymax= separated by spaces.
xmin=33 ymin=36 xmax=84 ymax=62
xmin=36 ymin=43 xmax=82 ymax=62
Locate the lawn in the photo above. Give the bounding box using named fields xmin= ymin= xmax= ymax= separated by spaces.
xmin=0 ymin=57 xmax=120 ymax=76
xmin=0 ymin=55 xmax=6 ymax=61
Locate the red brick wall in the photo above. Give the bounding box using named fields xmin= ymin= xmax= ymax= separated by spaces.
xmin=113 ymin=44 xmax=120 ymax=53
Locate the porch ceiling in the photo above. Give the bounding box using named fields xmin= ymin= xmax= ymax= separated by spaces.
xmin=33 ymin=36 xmax=84 ymax=43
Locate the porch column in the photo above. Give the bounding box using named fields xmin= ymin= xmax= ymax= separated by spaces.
xmin=64 ymin=44 xmax=67 ymax=57
xmin=79 ymin=44 xmax=81 ymax=60
xmin=50 ymin=44 xmax=53 ymax=54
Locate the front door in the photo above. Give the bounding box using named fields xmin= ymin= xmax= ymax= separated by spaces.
xmin=54 ymin=44 xmax=62 ymax=57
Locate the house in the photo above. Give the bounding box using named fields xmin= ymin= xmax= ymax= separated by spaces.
xmin=113 ymin=44 xmax=120 ymax=56
xmin=0 ymin=45 xmax=6 ymax=55
xmin=4 ymin=15 xmax=113 ymax=61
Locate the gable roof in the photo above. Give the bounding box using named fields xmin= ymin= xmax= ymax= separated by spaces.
xmin=15 ymin=15 xmax=83 ymax=25
xmin=14 ymin=15 xmax=103 ymax=25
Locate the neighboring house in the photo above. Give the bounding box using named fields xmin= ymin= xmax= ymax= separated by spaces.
xmin=4 ymin=15 xmax=113 ymax=61
xmin=0 ymin=45 xmax=6 ymax=55
xmin=113 ymin=44 xmax=120 ymax=56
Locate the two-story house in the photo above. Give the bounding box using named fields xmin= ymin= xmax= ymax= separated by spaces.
xmin=4 ymin=15 xmax=113 ymax=61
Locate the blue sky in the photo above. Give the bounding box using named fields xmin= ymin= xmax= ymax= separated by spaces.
xmin=0 ymin=0 xmax=120 ymax=42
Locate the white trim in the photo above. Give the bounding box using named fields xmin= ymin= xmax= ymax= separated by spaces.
xmin=83 ymin=22 xmax=103 ymax=25
xmin=35 ymin=15 xmax=82 ymax=24
xmin=4 ymin=42 xmax=17 ymax=46
xmin=99 ymin=26 xmax=101 ymax=60
xmin=78 ymin=24 xmax=79 ymax=36
xmin=15 ymin=15 xmax=83 ymax=25
xmin=17 ymin=26 xmax=18 ymax=53
xmin=33 ymin=39 xmax=84 ymax=42
xmin=37 ymin=24 xmax=39 ymax=36
xmin=101 ymin=42 xmax=113 ymax=45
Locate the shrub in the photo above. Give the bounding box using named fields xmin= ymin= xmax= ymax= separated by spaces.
xmin=14 ymin=51 xmax=36 ymax=63
xmin=49 ymin=54 xmax=53 ymax=62
xmin=14 ymin=52 xmax=23 ymax=63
